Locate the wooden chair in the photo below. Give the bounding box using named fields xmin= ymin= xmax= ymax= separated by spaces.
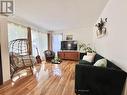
xmin=9 ymin=39 xmax=34 ymax=78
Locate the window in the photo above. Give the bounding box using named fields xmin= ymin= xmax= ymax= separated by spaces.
xmin=8 ymin=22 xmax=48 ymax=58
xmin=52 ymin=33 xmax=63 ymax=55
xmin=31 ymin=29 xmax=48 ymax=58
xmin=8 ymin=22 xmax=28 ymax=42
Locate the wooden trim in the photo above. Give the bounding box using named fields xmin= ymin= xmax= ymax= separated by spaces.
xmin=27 ymin=27 xmax=32 ymax=55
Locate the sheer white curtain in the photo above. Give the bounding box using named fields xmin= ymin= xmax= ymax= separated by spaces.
xmin=8 ymin=22 xmax=28 ymax=53
xmin=38 ymin=32 xmax=48 ymax=56
xmin=52 ymin=33 xmax=63 ymax=55
xmin=8 ymin=22 xmax=28 ymax=42
xmin=31 ymin=29 xmax=48 ymax=58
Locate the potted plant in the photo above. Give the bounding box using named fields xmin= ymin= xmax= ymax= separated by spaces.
xmin=51 ymin=57 xmax=61 ymax=64
xmin=79 ymin=43 xmax=94 ymax=53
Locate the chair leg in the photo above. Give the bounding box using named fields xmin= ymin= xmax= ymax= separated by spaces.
xmin=30 ymin=67 xmax=33 ymax=75
xmin=11 ymin=70 xmax=16 ymax=79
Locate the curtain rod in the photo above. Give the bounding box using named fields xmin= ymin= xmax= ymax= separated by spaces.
xmin=8 ymin=21 xmax=47 ymax=34
xmin=8 ymin=21 xmax=28 ymax=28
xmin=8 ymin=21 xmax=38 ymax=31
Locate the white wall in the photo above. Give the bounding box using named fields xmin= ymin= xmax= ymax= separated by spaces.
xmin=0 ymin=16 xmax=10 ymax=82
xmin=93 ymin=0 xmax=127 ymax=94
xmin=93 ymin=0 xmax=127 ymax=72
xmin=55 ymin=26 xmax=93 ymax=47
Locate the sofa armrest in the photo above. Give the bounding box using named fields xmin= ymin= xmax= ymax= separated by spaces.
xmin=75 ymin=64 xmax=127 ymax=95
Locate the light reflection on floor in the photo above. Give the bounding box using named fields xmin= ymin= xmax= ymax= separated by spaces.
xmin=11 ymin=61 xmax=62 ymax=85
xmin=12 ymin=70 xmax=28 ymax=82
xmin=53 ymin=64 xmax=62 ymax=76
xmin=35 ymin=62 xmax=49 ymax=81
xmin=11 ymin=70 xmax=29 ymax=86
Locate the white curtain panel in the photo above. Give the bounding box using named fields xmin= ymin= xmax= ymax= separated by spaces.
xmin=52 ymin=33 xmax=63 ymax=56
xmin=31 ymin=29 xmax=48 ymax=59
xmin=8 ymin=22 xmax=28 ymax=53
xmin=8 ymin=22 xmax=27 ymax=42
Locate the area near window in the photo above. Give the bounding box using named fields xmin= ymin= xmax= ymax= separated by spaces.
xmin=52 ymin=33 xmax=63 ymax=56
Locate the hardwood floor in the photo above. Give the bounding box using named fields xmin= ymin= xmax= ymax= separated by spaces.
xmin=0 ymin=61 xmax=77 ymax=95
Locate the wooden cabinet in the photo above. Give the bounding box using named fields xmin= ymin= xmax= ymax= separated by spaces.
xmin=58 ymin=51 xmax=80 ymax=61
xmin=58 ymin=52 xmax=65 ymax=59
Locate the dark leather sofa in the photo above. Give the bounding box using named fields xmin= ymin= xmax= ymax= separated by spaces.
xmin=75 ymin=53 xmax=127 ymax=95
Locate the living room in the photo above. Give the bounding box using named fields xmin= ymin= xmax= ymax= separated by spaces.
xmin=0 ymin=0 xmax=127 ymax=95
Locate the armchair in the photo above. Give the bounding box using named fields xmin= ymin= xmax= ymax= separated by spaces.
xmin=44 ymin=50 xmax=55 ymax=62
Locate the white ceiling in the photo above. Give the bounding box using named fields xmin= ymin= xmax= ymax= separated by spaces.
xmin=14 ymin=0 xmax=109 ymax=31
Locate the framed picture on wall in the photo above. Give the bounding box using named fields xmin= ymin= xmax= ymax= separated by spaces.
xmin=95 ymin=18 xmax=107 ymax=38
xmin=66 ymin=35 xmax=73 ymax=40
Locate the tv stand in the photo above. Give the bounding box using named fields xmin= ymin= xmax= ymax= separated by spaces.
xmin=58 ymin=51 xmax=80 ymax=61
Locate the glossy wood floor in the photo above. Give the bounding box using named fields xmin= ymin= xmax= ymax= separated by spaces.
xmin=0 ymin=61 xmax=77 ymax=95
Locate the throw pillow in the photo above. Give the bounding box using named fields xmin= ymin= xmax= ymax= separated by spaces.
xmin=87 ymin=52 xmax=96 ymax=56
xmin=94 ymin=58 xmax=107 ymax=67
xmin=82 ymin=55 xmax=95 ymax=63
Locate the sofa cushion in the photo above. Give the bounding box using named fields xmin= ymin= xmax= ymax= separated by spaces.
xmin=82 ymin=55 xmax=95 ymax=63
xmin=79 ymin=60 xmax=93 ymax=65
xmin=80 ymin=53 xmax=122 ymax=70
xmin=94 ymin=58 xmax=107 ymax=68
xmin=107 ymin=60 xmax=121 ymax=70
xmin=80 ymin=52 xmax=87 ymax=60
xmin=94 ymin=54 xmax=104 ymax=63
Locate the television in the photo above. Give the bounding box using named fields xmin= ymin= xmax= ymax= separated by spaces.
xmin=61 ymin=41 xmax=77 ymax=50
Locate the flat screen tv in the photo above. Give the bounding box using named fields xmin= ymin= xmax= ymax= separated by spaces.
xmin=61 ymin=41 xmax=77 ymax=50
